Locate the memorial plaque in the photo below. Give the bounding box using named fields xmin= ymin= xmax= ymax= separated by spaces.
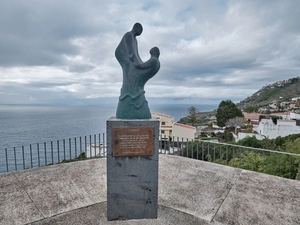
xmin=113 ymin=126 xmax=154 ymax=156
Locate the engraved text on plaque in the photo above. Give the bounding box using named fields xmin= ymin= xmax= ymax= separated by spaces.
xmin=113 ymin=126 xmax=154 ymax=156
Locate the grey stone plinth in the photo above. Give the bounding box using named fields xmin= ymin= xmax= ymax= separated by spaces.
xmin=106 ymin=117 xmax=159 ymax=221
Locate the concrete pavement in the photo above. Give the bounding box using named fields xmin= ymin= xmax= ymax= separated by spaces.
xmin=0 ymin=155 xmax=299 ymax=225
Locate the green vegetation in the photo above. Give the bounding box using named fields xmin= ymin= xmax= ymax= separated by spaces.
xmin=177 ymin=134 xmax=300 ymax=180
xmin=59 ymin=152 xmax=87 ymax=164
xmin=216 ymin=100 xmax=243 ymax=127
xmin=186 ymin=106 xmax=200 ymax=126
xmin=271 ymin=115 xmax=282 ymax=125
xmin=243 ymin=105 xmax=259 ymax=113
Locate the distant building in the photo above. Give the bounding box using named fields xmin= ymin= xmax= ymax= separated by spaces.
xmin=172 ymin=123 xmax=196 ymax=141
xmin=292 ymin=97 xmax=300 ymax=101
xmin=270 ymin=111 xmax=300 ymax=120
xmin=243 ymin=113 xmax=261 ymax=126
xmin=151 ymin=112 xmax=196 ymax=141
xmin=236 ymin=111 xmax=300 ymax=141
xmin=270 ymin=111 xmax=290 ymax=120
xmin=151 ymin=112 xmax=173 ymax=138
xmin=254 ymin=118 xmax=300 ymax=139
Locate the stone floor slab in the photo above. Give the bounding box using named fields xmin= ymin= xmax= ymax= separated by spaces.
xmin=30 ymin=202 xmax=210 ymax=225
xmin=13 ymin=159 xmax=107 ymax=218
xmin=0 ymin=173 xmax=43 ymax=225
xmin=158 ymin=155 xmax=242 ymax=222
xmin=213 ymin=170 xmax=300 ymax=225
xmin=1 ymin=154 xmax=299 ymax=225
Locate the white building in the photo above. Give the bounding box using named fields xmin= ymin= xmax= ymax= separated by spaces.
xmin=290 ymin=112 xmax=300 ymax=120
xmin=151 ymin=112 xmax=173 ymax=138
xmin=254 ymin=118 xmax=300 ymax=139
xmin=151 ymin=112 xmax=196 ymax=141
xmin=172 ymin=123 xmax=196 ymax=141
xmin=270 ymin=112 xmax=291 ymax=120
xmin=269 ymin=111 xmax=300 ymax=120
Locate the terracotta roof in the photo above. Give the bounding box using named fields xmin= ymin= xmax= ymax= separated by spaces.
xmin=271 ymin=111 xmax=291 ymax=116
xmin=277 ymin=119 xmax=295 ymax=123
xmin=151 ymin=112 xmax=174 ymax=119
xmin=243 ymin=113 xmax=261 ymax=120
xmin=173 ymin=123 xmax=196 ymax=130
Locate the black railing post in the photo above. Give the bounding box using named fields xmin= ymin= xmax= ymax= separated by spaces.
xmin=14 ymin=147 xmax=17 ymax=171
xmin=22 ymin=146 xmax=25 ymax=170
xmin=80 ymin=136 xmax=82 ymax=159
xmin=37 ymin=143 xmax=40 ymax=167
xmin=69 ymin=138 xmax=72 ymax=160
xmin=30 ymin=144 xmax=33 ymax=168
xmin=63 ymin=139 xmax=66 ymax=160
xmin=94 ymin=134 xmax=96 ymax=157
xmin=57 ymin=140 xmax=60 ymax=163
xmin=75 ymin=138 xmax=77 ymax=159
xmin=44 ymin=142 xmax=47 ymax=166
xmin=5 ymin=148 xmax=8 ymax=172
xmin=51 ymin=141 xmax=54 ymax=164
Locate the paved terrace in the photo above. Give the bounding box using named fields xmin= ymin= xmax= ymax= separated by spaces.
xmin=1 ymin=155 xmax=299 ymax=225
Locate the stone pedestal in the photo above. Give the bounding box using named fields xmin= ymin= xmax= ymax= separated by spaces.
xmin=106 ymin=117 xmax=159 ymax=221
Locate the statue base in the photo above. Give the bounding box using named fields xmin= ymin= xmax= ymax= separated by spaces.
xmin=106 ymin=117 xmax=159 ymax=221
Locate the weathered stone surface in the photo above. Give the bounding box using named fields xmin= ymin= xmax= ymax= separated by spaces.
xmin=158 ymin=155 xmax=242 ymax=222
xmin=0 ymin=173 xmax=43 ymax=225
xmin=115 ymin=23 xmax=160 ymax=119
xmin=13 ymin=159 xmax=106 ymax=218
xmin=214 ymin=170 xmax=300 ymax=225
xmin=1 ymin=154 xmax=300 ymax=224
xmin=31 ymin=203 xmax=211 ymax=225
xmin=106 ymin=117 xmax=160 ymax=220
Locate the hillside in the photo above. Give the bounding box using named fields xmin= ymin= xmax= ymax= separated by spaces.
xmin=237 ymin=77 xmax=300 ymax=108
xmin=180 ymin=77 xmax=300 ymax=124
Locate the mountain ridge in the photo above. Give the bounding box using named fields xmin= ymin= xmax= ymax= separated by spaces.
xmin=237 ymin=77 xmax=300 ymax=108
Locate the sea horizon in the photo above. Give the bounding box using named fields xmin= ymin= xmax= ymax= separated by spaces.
xmin=0 ymin=103 xmax=218 ymax=149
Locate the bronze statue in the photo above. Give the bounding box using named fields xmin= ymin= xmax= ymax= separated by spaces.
xmin=115 ymin=23 xmax=160 ymax=119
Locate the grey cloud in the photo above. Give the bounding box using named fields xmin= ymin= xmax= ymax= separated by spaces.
xmin=0 ymin=0 xmax=110 ymax=67
xmin=0 ymin=0 xmax=300 ymax=105
xmin=68 ymin=64 xmax=95 ymax=73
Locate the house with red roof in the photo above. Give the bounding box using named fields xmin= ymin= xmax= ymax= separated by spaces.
xmin=151 ymin=112 xmax=196 ymax=141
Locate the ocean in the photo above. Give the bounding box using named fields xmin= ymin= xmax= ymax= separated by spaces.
xmin=0 ymin=103 xmax=217 ymax=173
xmin=0 ymin=104 xmax=217 ymax=149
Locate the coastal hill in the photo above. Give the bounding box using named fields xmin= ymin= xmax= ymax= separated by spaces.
xmin=179 ymin=77 xmax=300 ymax=124
xmin=237 ymin=77 xmax=300 ymax=108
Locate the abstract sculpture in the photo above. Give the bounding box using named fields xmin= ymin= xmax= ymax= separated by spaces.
xmin=115 ymin=23 xmax=160 ymax=119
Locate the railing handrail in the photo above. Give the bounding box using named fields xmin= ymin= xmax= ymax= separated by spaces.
xmin=201 ymin=140 xmax=300 ymax=157
xmin=1 ymin=134 xmax=299 ymax=180
xmin=0 ymin=134 xmax=104 ymax=151
xmin=0 ymin=133 xmax=106 ymax=174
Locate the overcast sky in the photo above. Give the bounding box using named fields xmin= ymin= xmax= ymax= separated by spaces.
xmin=0 ymin=0 xmax=300 ymax=106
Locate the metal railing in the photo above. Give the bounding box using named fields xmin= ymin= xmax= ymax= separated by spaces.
xmin=159 ymin=137 xmax=300 ymax=180
xmin=1 ymin=134 xmax=299 ymax=180
xmin=0 ymin=133 xmax=106 ymax=173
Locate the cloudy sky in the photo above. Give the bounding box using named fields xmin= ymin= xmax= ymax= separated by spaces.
xmin=0 ymin=0 xmax=300 ymax=106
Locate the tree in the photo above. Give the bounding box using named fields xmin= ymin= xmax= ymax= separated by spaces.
xmin=235 ymin=136 xmax=300 ymax=179
xmin=216 ymin=100 xmax=244 ymax=127
xmin=226 ymin=117 xmax=246 ymax=133
xmin=243 ymin=105 xmax=259 ymax=113
xmin=207 ymin=121 xmax=213 ymax=135
xmin=224 ymin=128 xmax=234 ymax=142
xmin=236 ymin=136 xmax=262 ymax=148
xmin=186 ymin=106 xmax=199 ymax=126
xmin=271 ymin=115 xmax=282 ymax=125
